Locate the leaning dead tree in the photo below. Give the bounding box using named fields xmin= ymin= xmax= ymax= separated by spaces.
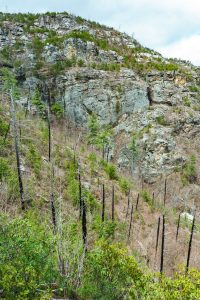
xmin=125 ymin=189 xmax=131 ymax=218
xmin=186 ymin=215 xmax=195 ymax=274
xmin=155 ymin=216 xmax=161 ymax=258
xmin=10 ymin=89 xmax=25 ymax=210
xmin=78 ymin=164 xmax=82 ymax=218
xmin=135 ymin=193 xmax=140 ymax=211
xmin=127 ymin=201 xmax=134 ymax=242
xmin=160 ymin=215 xmax=165 ymax=274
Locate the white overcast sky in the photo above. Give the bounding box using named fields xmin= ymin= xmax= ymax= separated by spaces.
xmin=1 ymin=0 xmax=200 ymax=66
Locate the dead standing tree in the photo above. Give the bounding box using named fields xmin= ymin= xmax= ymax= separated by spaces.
xmin=160 ymin=215 xmax=165 ymax=274
xmin=186 ymin=215 xmax=195 ymax=274
xmin=2 ymin=70 xmax=25 ymax=210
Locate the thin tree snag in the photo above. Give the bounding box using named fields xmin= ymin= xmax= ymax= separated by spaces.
xmin=135 ymin=193 xmax=140 ymax=211
xmin=186 ymin=215 xmax=195 ymax=274
xmin=155 ymin=216 xmax=161 ymax=258
xmin=164 ymin=179 xmax=167 ymax=206
xmin=176 ymin=213 xmax=181 ymax=242
xmin=50 ymin=164 xmax=56 ymax=231
xmin=152 ymin=192 xmax=155 ymax=206
xmin=127 ymin=201 xmax=134 ymax=242
xmin=78 ymin=165 xmax=82 ymax=219
xmin=102 ymin=184 xmax=105 ymax=222
xmin=111 ymin=185 xmax=115 ymax=221
xmin=160 ymin=215 xmax=165 ymax=274
xmin=10 ymin=91 xmax=25 ymax=210
xmin=125 ymin=189 xmax=130 ymax=218
xmin=47 ymin=105 xmax=51 ymax=163
xmin=82 ymin=198 xmax=87 ymax=247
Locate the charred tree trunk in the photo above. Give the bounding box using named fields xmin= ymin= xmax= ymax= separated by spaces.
xmin=82 ymin=198 xmax=87 ymax=247
xmin=155 ymin=216 xmax=161 ymax=257
xmin=186 ymin=215 xmax=195 ymax=274
xmin=160 ymin=215 xmax=165 ymax=274
xmin=78 ymin=165 xmax=82 ymax=219
xmin=111 ymin=185 xmax=115 ymax=221
xmin=102 ymin=184 xmax=105 ymax=222
xmin=10 ymin=91 xmax=25 ymax=210
xmin=125 ymin=189 xmax=130 ymax=218
xmin=135 ymin=193 xmax=140 ymax=211
xmin=176 ymin=213 xmax=181 ymax=242
xmin=127 ymin=202 xmax=134 ymax=241
xmin=164 ymin=179 xmax=167 ymax=206
xmin=50 ymin=164 xmax=56 ymax=231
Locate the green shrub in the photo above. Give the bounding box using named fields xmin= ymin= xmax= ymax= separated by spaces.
xmin=51 ymin=103 xmax=64 ymax=117
xmin=103 ymin=162 xmax=118 ymax=180
xmin=181 ymin=155 xmax=197 ymax=185
xmin=0 ymin=213 xmax=58 ymax=299
xmin=0 ymin=158 xmax=10 ymax=181
xmin=26 ymin=143 xmax=42 ymax=178
xmin=119 ymin=177 xmax=131 ymax=194
xmin=155 ymin=115 xmax=168 ymax=126
xmin=140 ymin=190 xmax=153 ymax=207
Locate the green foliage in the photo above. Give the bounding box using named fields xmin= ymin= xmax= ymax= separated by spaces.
xmin=65 ymin=160 xmax=79 ymax=206
xmin=31 ymin=37 xmax=44 ymax=58
xmin=0 ymin=158 xmax=10 ymax=181
xmin=129 ymin=135 xmax=139 ymax=158
xmin=119 ymin=177 xmax=131 ymax=194
xmin=26 ymin=142 xmax=42 ymax=178
xmin=83 ymin=189 xmax=100 ymax=213
xmin=87 ymin=114 xmax=112 ymax=149
xmin=183 ymin=96 xmax=191 ymax=107
xmin=181 ymin=155 xmax=197 ymax=185
xmin=51 ymin=103 xmax=64 ymax=118
xmin=0 ymin=213 xmax=58 ymax=299
xmin=31 ymin=89 xmax=46 ymax=116
xmin=140 ymin=190 xmax=154 ymax=207
xmin=92 ymin=216 xmax=117 ymax=239
xmin=189 ymin=86 xmax=199 ymax=93
xmin=102 ymin=161 xmax=118 ymax=180
xmin=79 ymin=240 xmax=144 ymax=299
xmin=155 ymin=115 xmax=168 ymax=126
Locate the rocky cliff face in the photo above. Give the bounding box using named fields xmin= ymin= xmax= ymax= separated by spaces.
xmin=1 ymin=12 xmax=200 ymax=185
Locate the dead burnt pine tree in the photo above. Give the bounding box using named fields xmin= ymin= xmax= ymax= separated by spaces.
xmin=160 ymin=215 xmax=165 ymax=274
xmin=127 ymin=201 xmax=134 ymax=242
xmin=50 ymin=165 xmax=56 ymax=230
xmin=164 ymin=179 xmax=167 ymax=206
xmin=176 ymin=213 xmax=181 ymax=242
xmin=47 ymin=94 xmax=51 ymax=163
xmin=10 ymin=90 xmax=25 ymax=210
xmin=78 ymin=165 xmax=82 ymax=219
xmin=125 ymin=189 xmax=130 ymax=218
xmin=111 ymin=185 xmax=115 ymax=221
xmin=152 ymin=192 xmax=155 ymax=206
xmin=82 ymin=197 xmax=87 ymax=247
xmin=186 ymin=215 xmax=195 ymax=274
xmin=102 ymin=184 xmax=105 ymax=222
xmin=135 ymin=193 xmax=140 ymax=211
xmin=155 ymin=216 xmax=161 ymax=258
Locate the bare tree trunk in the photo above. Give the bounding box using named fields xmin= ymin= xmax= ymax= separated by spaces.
xmin=164 ymin=179 xmax=167 ymax=206
xmin=50 ymin=164 xmax=56 ymax=231
xmin=102 ymin=184 xmax=105 ymax=222
xmin=47 ymin=106 xmax=51 ymax=163
xmin=155 ymin=216 xmax=160 ymax=258
xmin=82 ymin=198 xmax=87 ymax=247
xmin=125 ymin=189 xmax=130 ymax=218
xmin=176 ymin=213 xmax=181 ymax=242
xmin=160 ymin=215 xmax=165 ymax=274
xmin=186 ymin=215 xmax=195 ymax=274
xmin=127 ymin=202 xmax=134 ymax=241
xmin=78 ymin=165 xmax=82 ymax=219
xmin=10 ymin=91 xmax=25 ymax=210
xmin=135 ymin=193 xmax=140 ymax=211
xmin=111 ymin=185 xmax=115 ymax=221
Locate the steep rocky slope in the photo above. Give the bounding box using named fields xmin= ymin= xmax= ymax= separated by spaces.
xmin=0 ymin=11 xmax=200 ymax=198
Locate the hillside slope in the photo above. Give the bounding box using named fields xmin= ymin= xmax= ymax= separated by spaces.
xmin=0 ymin=12 xmax=200 ymax=299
